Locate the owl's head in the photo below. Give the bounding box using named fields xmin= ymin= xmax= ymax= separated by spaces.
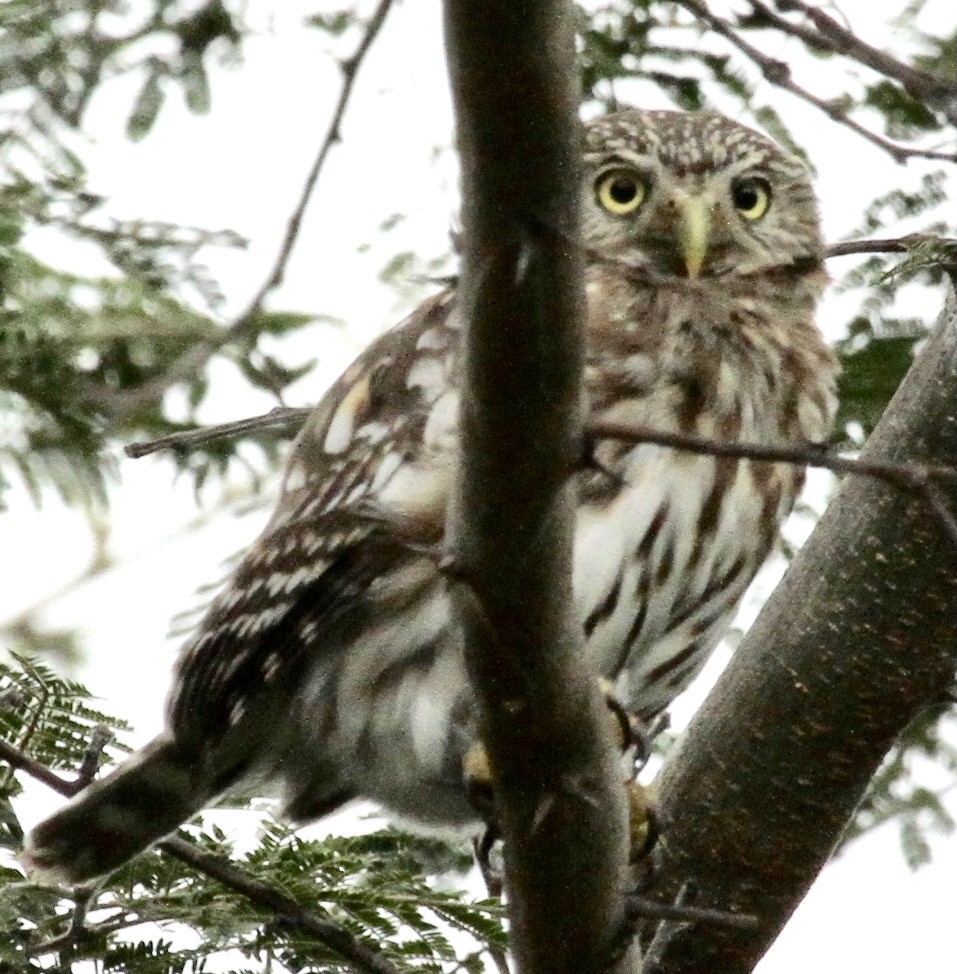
xmin=582 ymin=109 xmax=822 ymax=280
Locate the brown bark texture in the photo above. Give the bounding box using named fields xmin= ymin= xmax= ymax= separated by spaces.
xmin=641 ymin=279 xmax=957 ymax=972
xmin=443 ymin=2 xmax=635 ymax=973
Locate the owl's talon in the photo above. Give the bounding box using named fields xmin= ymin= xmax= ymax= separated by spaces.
xmin=473 ymin=827 xmax=503 ymax=898
xmin=462 ymin=741 xmax=496 ymax=820
xmin=581 ymin=438 xmax=626 ymax=488
xmin=626 ymin=778 xmax=659 ymax=864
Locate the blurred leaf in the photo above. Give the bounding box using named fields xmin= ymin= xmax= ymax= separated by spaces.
xmin=307 ymin=8 xmax=360 ymax=36
xmin=836 ymin=331 xmax=921 ymax=435
xmin=127 ymin=66 xmax=167 ymax=142
xmin=865 ymin=80 xmax=939 ymax=137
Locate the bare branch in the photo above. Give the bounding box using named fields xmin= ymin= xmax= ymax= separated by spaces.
xmin=443 ymin=1 xmax=634 ymax=971
xmin=826 ymin=237 xmax=919 ymax=258
xmin=0 ymin=737 xmax=403 ymax=974
xmin=104 ymin=0 xmax=396 ymax=419
xmin=160 ymin=838 xmax=403 ymax=974
xmin=0 ymin=737 xmax=81 ymax=797
xmin=770 ymin=0 xmax=957 ymax=123
xmin=676 ymin=0 xmax=957 ymax=165
xmin=587 ymin=420 xmax=957 ymax=490
xmin=121 ymin=376 xmax=957 ymax=550
xmin=124 ymin=406 xmax=311 ymax=458
xmin=626 ymin=894 xmax=760 ymax=930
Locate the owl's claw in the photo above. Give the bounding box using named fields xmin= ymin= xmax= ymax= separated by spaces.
xmin=461 ymin=680 xmax=662 ymax=873
xmin=473 ymin=827 xmax=503 ymax=898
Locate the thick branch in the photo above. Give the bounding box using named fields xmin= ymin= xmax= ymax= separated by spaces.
xmin=640 ymin=282 xmax=957 ymax=972
xmin=443 ymin=3 xmax=633 ymax=973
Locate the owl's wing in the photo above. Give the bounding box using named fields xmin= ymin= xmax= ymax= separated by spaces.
xmin=167 ymin=288 xmax=461 ymax=744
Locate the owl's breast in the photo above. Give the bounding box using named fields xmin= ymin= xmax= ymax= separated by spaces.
xmin=572 ymin=443 xmax=788 ymax=718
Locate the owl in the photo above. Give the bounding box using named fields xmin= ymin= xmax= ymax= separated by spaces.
xmin=27 ymin=109 xmax=838 ymax=883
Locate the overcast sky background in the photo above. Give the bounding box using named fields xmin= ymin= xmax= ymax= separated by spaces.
xmin=3 ymin=0 xmax=957 ymax=969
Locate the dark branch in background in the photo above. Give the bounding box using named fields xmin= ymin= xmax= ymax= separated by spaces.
xmin=443 ymin=2 xmax=635 ymax=973
xmin=675 ymin=0 xmax=957 ymax=165
xmin=635 ymin=283 xmax=957 ymax=973
xmin=126 ymin=405 xmax=957 ymax=546
xmin=757 ymin=0 xmax=957 ymax=126
xmin=0 ymin=738 xmax=402 ymax=974
xmin=826 ymin=236 xmax=939 ymax=258
xmin=102 ymin=0 xmax=396 ymax=420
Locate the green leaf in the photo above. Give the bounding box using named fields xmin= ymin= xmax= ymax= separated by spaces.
xmin=127 ymin=67 xmax=167 ymax=142
xmin=836 ymin=332 xmax=920 ymax=434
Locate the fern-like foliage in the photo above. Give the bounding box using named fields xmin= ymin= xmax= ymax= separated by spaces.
xmin=0 ymin=656 xmax=507 ymax=973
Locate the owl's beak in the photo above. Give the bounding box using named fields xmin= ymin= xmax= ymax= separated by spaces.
xmin=675 ymin=195 xmax=711 ymax=279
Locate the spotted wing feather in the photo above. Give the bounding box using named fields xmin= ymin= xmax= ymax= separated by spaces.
xmin=168 ymin=291 xmax=460 ymax=749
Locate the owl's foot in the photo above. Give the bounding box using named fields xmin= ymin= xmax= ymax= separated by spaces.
xmin=462 ymin=682 xmax=661 ymax=880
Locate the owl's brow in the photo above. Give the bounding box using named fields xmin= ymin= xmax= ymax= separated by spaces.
xmin=585 ymin=150 xmax=655 ymax=170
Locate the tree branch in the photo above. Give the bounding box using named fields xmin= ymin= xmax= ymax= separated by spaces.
xmin=676 ymin=0 xmax=957 ymax=165
xmin=124 ymin=406 xmax=311 ymax=458
xmin=0 ymin=737 xmax=403 ymax=974
xmin=104 ymin=0 xmax=396 ymax=419
xmin=443 ymin=2 xmax=634 ymax=973
xmin=637 ymin=281 xmax=957 ymax=972
xmin=769 ymin=0 xmax=957 ymax=125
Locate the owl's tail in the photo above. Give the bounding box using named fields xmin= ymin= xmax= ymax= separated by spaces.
xmin=24 ymin=736 xmax=212 ymax=885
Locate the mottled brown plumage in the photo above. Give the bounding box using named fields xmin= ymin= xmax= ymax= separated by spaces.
xmin=27 ymin=109 xmax=838 ymax=883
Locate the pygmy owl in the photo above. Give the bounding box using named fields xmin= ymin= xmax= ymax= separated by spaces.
xmin=27 ymin=109 xmax=838 ymax=883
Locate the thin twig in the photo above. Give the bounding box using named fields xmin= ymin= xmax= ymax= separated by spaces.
xmin=0 ymin=737 xmax=82 ymax=797
xmin=56 ymin=888 xmax=93 ymax=966
xmin=104 ymin=0 xmax=396 ymax=419
xmin=27 ymin=912 xmax=139 ymax=958
xmin=118 ymin=232 xmax=954 ymax=462
xmin=675 ymin=0 xmax=957 ymax=165
xmin=473 ymin=835 xmax=510 ymax=974
xmin=588 ymin=420 xmax=957 ymax=547
xmin=1 ymin=737 xmax=402 ymax=974
xmin=737 ymin=0 xmax=832 ymax=52
xmin=158 ymin=837 xmax=402 ymax=974
xmin=586 ymin=420 xmax=957 ymax=490
xmin=124 ymin=406 xmax=311 ymax=458
xmin=826 ymin=237 xmax=912 ymax=258
xmin=120 ymin=400 xmax=957 ymax=545
xmin=640 ymin=881 xmax=696 ymax=974
xmin=626 ymin=894 xmax=759 ymax=931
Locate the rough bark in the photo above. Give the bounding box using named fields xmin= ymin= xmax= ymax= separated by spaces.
xmin=641 ymin=280 xmax=957 ymax=972
xmin=443 ymin=3 xmax=634 ymax=973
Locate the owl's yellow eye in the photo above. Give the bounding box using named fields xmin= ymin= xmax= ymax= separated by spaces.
xmin=596 ymin=170 xmax=647 ymax=215
xmin=731 ymin=177 xmax=772 ymax=220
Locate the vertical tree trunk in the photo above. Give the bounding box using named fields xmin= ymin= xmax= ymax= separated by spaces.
xmin=444 ymin=3 xmax=635 ymax=972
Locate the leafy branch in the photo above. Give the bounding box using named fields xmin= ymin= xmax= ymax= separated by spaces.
xmin=0 ymin=659 xmax=507 ymax=974
xmin=748 ymin=0 xmax=957 ymax=126
xmin=675 ymin=0 xmax=957 ymax=165
xmin=101 ymin=0 xmax=397 ymax=421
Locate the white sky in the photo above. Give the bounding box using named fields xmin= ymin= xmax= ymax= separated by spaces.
xmin=2 ymin=0 xmax=956 ymax=970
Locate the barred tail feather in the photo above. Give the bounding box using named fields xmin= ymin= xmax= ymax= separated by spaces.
xmin=24 ymin=736 xmax=210 ymax=885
